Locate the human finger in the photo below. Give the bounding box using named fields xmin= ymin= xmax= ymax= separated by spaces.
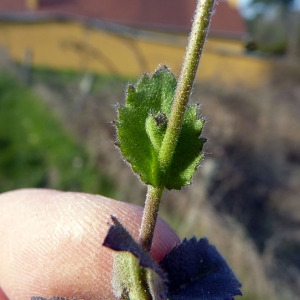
xmin=0 ymin=189 xmax=179 ymax=300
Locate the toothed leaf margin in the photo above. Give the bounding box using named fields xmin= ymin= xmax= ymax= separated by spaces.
xmin=116 ymin=66 xmax=205 ymax=190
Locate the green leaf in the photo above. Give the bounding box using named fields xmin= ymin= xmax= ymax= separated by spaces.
xmin=116 ymin=65 xmax=205 ymax=189
xmin=116 ymin=66 xmax=175 ymax=187
xmin=165 ymin=105 xmax=206 ymax=189
xmin=112 ymin=252 xmax=149 ymax=299
xmin=103 ymin=216 xmax=167 ymax=299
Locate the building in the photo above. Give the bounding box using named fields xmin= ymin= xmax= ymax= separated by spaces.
xmin=0 ymin=0 xmax=269 ymax=86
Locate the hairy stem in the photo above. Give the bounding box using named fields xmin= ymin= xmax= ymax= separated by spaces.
xmin=139 ymin=185 xmax=164 ymax=251
xmin=159 ymin=0 xmax=215 ymax=171
xmin=139 ymin=0 xmax=215 ymax=253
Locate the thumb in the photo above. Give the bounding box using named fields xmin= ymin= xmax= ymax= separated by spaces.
xmin=0 ymin=189 xmax=179 ymax=300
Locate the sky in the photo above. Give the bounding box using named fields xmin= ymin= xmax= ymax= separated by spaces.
xmin=238 ymin=0 xmax=300 ymax=17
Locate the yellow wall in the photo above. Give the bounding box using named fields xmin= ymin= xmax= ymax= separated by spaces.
xmin=0 ymin=20 xmax=272 ymax=87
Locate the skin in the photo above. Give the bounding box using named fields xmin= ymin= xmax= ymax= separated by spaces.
xmin=0 ymin=189 xmax=180 ymax=300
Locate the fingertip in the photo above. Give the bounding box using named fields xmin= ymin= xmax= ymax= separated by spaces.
xmin=150 ymin=217 xmax=180 ymax=262
xmin=0 ymin=189 xmax=180 ymax=299
xmin=0 ymin=288 xmax=9 ymax=300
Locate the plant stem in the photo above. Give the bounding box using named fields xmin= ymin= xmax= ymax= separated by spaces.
xmin=139 ymin=185 xmax=164 ymax=251
xmin=159 ymin=0 xmax=215 ymax=171
xmin=139 ymin=0 xmax=215 ymax=252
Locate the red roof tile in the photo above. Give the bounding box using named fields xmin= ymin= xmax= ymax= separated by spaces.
xmin=0 ymin=0 xmax=26 ymax=11
xmin=0 ymin=0 xmax=246 ymax=38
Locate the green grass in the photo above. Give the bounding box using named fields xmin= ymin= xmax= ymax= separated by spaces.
xmin=0 ymin=70 xmax=115 ymax=196
xmin=29 ymin=66 xmax=134 ymax=95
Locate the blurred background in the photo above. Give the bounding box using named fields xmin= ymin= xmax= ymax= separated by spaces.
xmin=0 ymin=0 xmax=300 ymax=299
